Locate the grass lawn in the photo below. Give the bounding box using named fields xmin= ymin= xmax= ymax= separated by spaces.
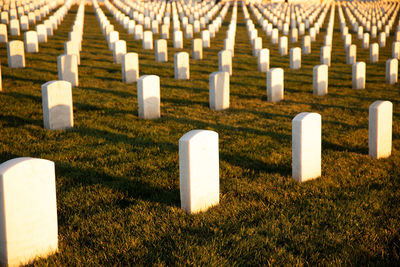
xmin=0 ymin=2 xmax=400 ymax=265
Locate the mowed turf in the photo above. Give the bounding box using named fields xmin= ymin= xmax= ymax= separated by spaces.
xmin=0 ymin=2 xmax=400 ymax=265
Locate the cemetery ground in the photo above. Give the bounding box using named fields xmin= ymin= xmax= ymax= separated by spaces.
xmin=1 ymin=3 xmax=400 ymax=266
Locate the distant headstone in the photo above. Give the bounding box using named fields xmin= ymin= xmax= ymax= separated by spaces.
xmin=363 ymin=33 xmax=370 ymax=49
xmin=0 ymin=157 xmax=58 ymax=267
xmin=107 ymin=31 xmax=119 ymax=50
xmin=19 ymin=16 xmax=29 ymax=31
xmin=201 ymin=30 xmax=210 ymax=48
xmin=313 ymin=64 xmax=328 ymax=96
xmin=174 ymin=52 xmax=189 ymax=80
xmin=57 ymin=54 xmax=78 ymax=87
xmin=0 ymin=24 xmax=7 ymax=43
xmin=143 ymin=31 xmax=153 ymax=50
xmin=292 ymin=112 xmax=321 ymax=182
xmin=192 ymin=38 xmax=203 ymax=60
xmin=185 ymin=24 xmax=193 ymax=39
xmin=290 ymin=47 xmax=301 ymax=69
xmin=218 ymin=50 xmax=232 ymax=75
xmin=134 ymin=24 xmax=143 ymax=40
xmin=122 ymin=52 xmax=139 ymax=83
xmin=24 ymin=31 xmax=39 ymax=53
xmin=321 ymin=46 xmax=331 ymax=66
xmin=379 ymin=32 xmax=386 ymax=48
xmin=279 ymin=36 xmax=288 ymax=56
xmin=258 ymin=48 xmax=269 ymax=72
xmin=267 ymin=68 xmax=284 ymax=102
xmin=290 ymin=28 xmax=298 ymax=43
xmin=302 ymin=35 xmax=311 ymax=54
xmin=36 ymin=24 xmax=47 ymax=43
xmin=352 ymin=62 xmax=366 ymax=89
xmin=113 ymin=40 xmax=126 ymax=64
xmin=271 ymin=28 xmax=279 ymax=44
xmin=155 ymin=39 xmax=168 ymax=62
xmin=253 ymin=37 xmax=262 ymax=57
xmin=64 ymin=41 xmax=80 ymax=65
xmin=9 ymin=19 xmax=20 ymax=36
xmin=370 ymin=43 xmax=379 ymax=63
xmin=179 ymin=130 xmax=219 ymax=214
xmin=41 ymin=80 xmax=73 ymax=130
xmin=137 ymin=75 xmax=161 ymax=119
xmin=173 ymin=30 xmax=183 ymax=49
xmin=209 ymin=71 xmax=229 ymax=110
xmin=7 ymin=40 xmax=25 ymax=68
xmin=369 ymin=100 xmax=392 ymax=159
xmin=347 ymin=44 xmax=357 ymax=65
xmin=392 ymin=42 xmax=400 ymax=59
xmin=386 ymin=58 xmax=398 ymax=84
xmin=161 ymin=24 xmax=169 ymax=39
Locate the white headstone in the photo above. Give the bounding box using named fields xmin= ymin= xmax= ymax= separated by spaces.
xmin=292 ymin=112 xmax=321 ymax=182
xmin=179 ymin=130 xmax=219 ymax=214
xmin=143 ymin=31 xmax=153 ymax=50
xmin=313 ymin=64 xmax=328 ymax=96
xmin=344 ymin=34 xmax=351 ymax=49
xmin=363 ymin=33 xmax=370 ymax=49
xmin=302 ymin=35 xmax=311 ymax=54
xmin=41 ymin=80 xmax=73 ymax=130
xmin=0 ymin=24 xmax=7 ymax=43
xmin=352 ymin=62 xmax=366 ymax=89
xmin=290 ymin=47 xmax=301 ymax=69
xmin=137 ymin=75 xmax=160 ymax=119
xmin=7 ymin=40 xmax=25 ymax=68
xmin=122 ymin=52 xmax=139 ymax=83
xmin=108 ymin=31 xmax=119 ymax=50
xmin=258 ymin=48 xmax=269 ymax=72
xmin=0 ymin=157 xmax=57 ymax=267
xmin=36 ymin=24 xmax=47 ymax=43
xmin=253 ymin=37 xmax=262 ymax=57
xmin=370 ymin=43 xmax=379 ymax=63
xmin=112 ymin=40 xmax=126 ymax=64
xmin=279 ymin=36 xmax=288 ymax=56
xmin=20 ymin=15 xmax=28 ymax=31
xmin=160 ymin=24 xmax=169 ymax=39
xmin=386 ymin=58 xmax=398 ymax=84
xmin=57 ymin=54 xmax=78 ymax=87
xmin=134 ymin=24 xmax=143 ymax=40
xmin=202 ymin=30 xmax=210 ymax=48
xmin=271 ymin=28 xmax=279 ymax=44
xmin=24 ymin=30 xmax=39 ymax=53
xmin=369 ymin=100 xmax=392 ymax=159
xmin=151 ymin=20 xmax=159 ymax=34
xmin=183 ymin=24 xmax=192 ymax=39
xmin=379 ymin=32 xmax=386 ymax=48
xmin=290 ymin=28 xmax=298 ymax=43
xmin=218 ymin=50 xmax=232 ymax=75
xmin=173 ymin=30 xmax=183 ymax=49
xmin=64 ymin=41 xmax=80 ymax=65
xmin=192 ymin=38 xmax=203 ymax=60
xmin=209 ymin=71 xmax=229 ymax=111
xmin=267 ymin=68 xmax=284 ymax=102
xmin=174 ymin=52 xmax=189 ymax=80
xmin=321 ymin=46 xmax=331 ymax=66
xmin=155 ymin=39 xmax=168 ymax=62
xmin=393 ymin=42 xmax=400 ymax=59
xmin=9 ymin=19 xmax=20 ymax=36
xmin=347 ymin=44 xmax=357 ymax=65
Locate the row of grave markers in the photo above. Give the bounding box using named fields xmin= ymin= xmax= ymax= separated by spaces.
xmin=0 ymin=1 xmax=398 ymax=265
xmin=0 ymin=98 xmax=393 ymax=265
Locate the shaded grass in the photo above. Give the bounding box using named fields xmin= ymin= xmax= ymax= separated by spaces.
xmin=0 ymin=3 xmax=399 ymax=266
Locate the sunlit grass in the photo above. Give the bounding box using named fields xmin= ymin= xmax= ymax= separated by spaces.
xmin=0 ymin=3 xmax=399 ymax=265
